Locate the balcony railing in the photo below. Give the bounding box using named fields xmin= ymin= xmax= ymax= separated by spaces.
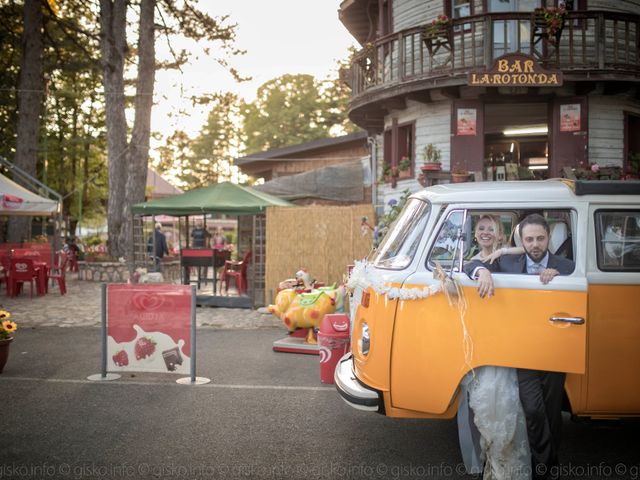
xmin=348 ymin=11 xmax=639 ymax=98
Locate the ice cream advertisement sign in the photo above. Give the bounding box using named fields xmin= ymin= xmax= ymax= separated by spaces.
xmin=107 ymin=285 xmax=192 ymax=374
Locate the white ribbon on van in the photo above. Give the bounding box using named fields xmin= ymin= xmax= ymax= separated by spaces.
xmin=347 ymin=260 xmax=441 ymax=300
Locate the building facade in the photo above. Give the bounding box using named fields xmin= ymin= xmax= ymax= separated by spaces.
xmin=339 ymin=0 xmax=640 ymax=207
xmin=236 ymin=132 xmax=369 ymax=181
xmin=236 ymin=132 xmax=372 ymax=205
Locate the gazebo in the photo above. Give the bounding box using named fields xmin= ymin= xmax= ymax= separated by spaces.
xmin=131 ymin=181 xmax=293 ymax=307
xmin=0 ymin=169 xmax=62 ymax=267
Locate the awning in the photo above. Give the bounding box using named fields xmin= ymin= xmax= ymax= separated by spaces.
xmin=0 ymin=173 xmax=59 ymax=216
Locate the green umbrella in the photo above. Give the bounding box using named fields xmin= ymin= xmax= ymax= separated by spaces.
xmin=131 ymin=181 xmax=293 ymax=216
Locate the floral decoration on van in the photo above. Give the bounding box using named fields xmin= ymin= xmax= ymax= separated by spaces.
xmin=347 ymin=260 xmax=442 ymax=300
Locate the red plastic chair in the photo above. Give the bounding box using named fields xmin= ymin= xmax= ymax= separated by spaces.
xmin=221 ymin=251 xmax=251 ymax=295
xmin=49 ymin=251 xmax=68 ymax=295
xmin=9 ymin=258 xmax=39 ymax=297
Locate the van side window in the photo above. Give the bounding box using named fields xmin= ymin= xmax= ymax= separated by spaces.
xmin=427 ymin=210 xmax=465 ymax=271
xmin=428 ymin=209 xmax=575 ymax=273
xmin=595 ymin=210 xmax=640 ymax=271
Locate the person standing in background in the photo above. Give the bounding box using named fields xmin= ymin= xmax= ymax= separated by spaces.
xmin=148 ymin=222 xmax=169 ymax=272
xmin=212 ymin=228 xmax=226 ymax=247
xmin=191 ymin=225 xmax=210 ymax=248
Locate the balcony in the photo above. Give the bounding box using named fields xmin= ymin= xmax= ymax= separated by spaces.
xmin=346 ymin=11 xmax=639 ymax=128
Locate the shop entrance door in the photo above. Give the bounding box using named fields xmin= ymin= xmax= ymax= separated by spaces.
xmin=484 ymin=101 xmax=549 ymax=180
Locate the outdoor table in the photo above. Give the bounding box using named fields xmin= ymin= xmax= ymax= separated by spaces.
xmin=180 ymin=248 xmax=230 ymax=295
xmin=11 ymin=247 xmax=52 ymax=267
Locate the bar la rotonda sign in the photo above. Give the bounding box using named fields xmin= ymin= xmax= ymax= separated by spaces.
xmin=468 ymin=54 xmax=563 ymax=87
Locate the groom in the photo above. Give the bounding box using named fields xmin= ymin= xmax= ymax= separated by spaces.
xmin=465 ymin=213 xmax=575 ymax=479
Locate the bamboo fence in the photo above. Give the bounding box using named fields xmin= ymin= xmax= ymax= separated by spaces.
xmin=265 ymin=204 xmax=374 ymax=304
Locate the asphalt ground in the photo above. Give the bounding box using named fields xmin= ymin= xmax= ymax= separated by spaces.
xmin=1 ymin=327 xmax=639 ymax=479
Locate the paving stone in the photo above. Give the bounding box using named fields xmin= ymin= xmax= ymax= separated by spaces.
xmin=1 ymin=276 xmax=285 ymax=331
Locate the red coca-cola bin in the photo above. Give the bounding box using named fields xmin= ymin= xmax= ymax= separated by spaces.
xmin=318 ymin=313 xmax=350 ymax=384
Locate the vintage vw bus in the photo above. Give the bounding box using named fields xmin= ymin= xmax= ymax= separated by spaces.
xmin=336 ymin=180 xmax=640 ymax=420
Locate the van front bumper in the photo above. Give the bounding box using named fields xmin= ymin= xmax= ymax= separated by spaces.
xmin=334 ymin=352 xmax=380 ymax=412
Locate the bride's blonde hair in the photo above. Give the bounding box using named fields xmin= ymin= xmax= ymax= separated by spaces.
xmin=474 ymin=214 xmax=505 ymax=253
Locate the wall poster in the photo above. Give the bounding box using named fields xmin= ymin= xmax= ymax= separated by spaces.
xmin=560 ymin=104 xmax=581 ymax=132
xmin=457 ymin=108 xmax=477 ymax=136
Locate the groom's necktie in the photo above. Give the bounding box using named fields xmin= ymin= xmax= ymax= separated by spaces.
xmin=529 ymin=263 xmax=543 ymax=274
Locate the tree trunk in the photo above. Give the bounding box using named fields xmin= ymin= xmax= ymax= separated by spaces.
xmin=99 ymin=0 xmax=128 ymax=257
xmin=8 ymin=0 xmax=44 ymax=243
xmin=121 ymin=0 xmax=155 ymax=262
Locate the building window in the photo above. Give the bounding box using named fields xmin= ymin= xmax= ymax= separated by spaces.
xmin=452 ymin=0 xmax=472 ymax=19
xmin=383 ymin=123 xmax=415 ymax=182
xmin=445 ymin=0 xmax=474 ymax=33
xmin=489 ymin=0 xmax=542 ymax=55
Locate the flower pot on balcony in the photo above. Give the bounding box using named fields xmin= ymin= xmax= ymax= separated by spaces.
xmin=451 ymin=172 xmax=471 ymax=183
xmin=421 ymin=163 xmax=442 ymax=172
xmin=422 ymin=29 xmax=453 ymax=57
xmin=533 ymin=8 xmax=566 ymax=45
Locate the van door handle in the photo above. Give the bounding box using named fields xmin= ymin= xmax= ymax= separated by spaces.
xmin=550 ymin=316 xmax=585 ymax=325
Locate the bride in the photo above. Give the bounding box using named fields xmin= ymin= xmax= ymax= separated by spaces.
xmin=457 ymin=215 xmax=531 ymax=480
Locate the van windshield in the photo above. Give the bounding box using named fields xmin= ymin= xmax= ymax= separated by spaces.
xmin=372 ymin=198 xmax=431 ymax=269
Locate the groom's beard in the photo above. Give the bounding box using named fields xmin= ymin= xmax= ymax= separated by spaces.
xmin=525 ymin=247 xmax=547 ymax=263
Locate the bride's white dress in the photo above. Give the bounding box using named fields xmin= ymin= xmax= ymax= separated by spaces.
xmin=458 ymin=366 xmax=531 ymax=480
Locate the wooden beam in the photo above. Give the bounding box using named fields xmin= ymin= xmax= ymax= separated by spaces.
xmin=380 ymin=97 xmax=406 ymax=112
xmin=603 ymin=82 xmax=633 ymax=96
xmin=365 ymin=125 xmax=384 ymax=135
xmin=440 ymin=86 xmax=460 ymax=99
xmin=575 ymin=81 xmax=597 ymax=96
xmin=406 ymin=91 xmax=432 ymax=104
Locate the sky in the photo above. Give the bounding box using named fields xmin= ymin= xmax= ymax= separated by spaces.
xmin=152 ymin=1 xmax=357 ymax=139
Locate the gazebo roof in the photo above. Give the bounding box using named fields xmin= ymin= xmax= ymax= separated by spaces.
xmin=131 ymin=181 xmax=293 ymax=216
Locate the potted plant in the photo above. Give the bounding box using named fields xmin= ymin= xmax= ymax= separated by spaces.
xmin=399 ymin=156 xmax=411 ymax=173
xmin=0 ymin=309 xmax=17 ymax=373
xmin=625 ymin=152 xmax=640 ymax=180
xmin=422 ymin=15 xmax=453 ymax=56
xmin=534 ymin=6 xmax=566 ymax=45
xmin=421 ymin=144 xmax=442 ymax=172
xmin=451 ymin=163 xmax=471 ymax=183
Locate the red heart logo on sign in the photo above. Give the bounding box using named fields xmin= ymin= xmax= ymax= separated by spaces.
xmin=132 ymin=293 xmax=165 ymax=311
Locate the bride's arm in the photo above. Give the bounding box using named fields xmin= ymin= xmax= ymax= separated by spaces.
xmin=482 ymin=246 xmax=524 ymax=264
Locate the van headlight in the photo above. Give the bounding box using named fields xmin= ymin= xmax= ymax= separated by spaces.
xmin=358 ymin=322 xmax=370 ymax=356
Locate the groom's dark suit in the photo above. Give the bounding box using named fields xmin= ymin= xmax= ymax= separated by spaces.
xmin=464 ymin=252 xmax=575 ymax=479
xmin=464 ymin=252 xmax=575 ymax=278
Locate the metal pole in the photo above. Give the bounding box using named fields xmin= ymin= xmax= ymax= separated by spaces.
xmin=101 ymin=283 xmax=107 ymax=378
xmin=152 ymin=215 xmax=156 ymax=272
xmin=87 ymin=283 xmax=120 ymax=381
xmin=368 ymin=136 xmax=378 ymax=211
xmin=191 ymin=284 xmax=197 ymax=383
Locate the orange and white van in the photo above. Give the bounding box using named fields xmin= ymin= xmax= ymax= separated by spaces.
xmin=335 ymin=180 xmax=640 ymax=420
